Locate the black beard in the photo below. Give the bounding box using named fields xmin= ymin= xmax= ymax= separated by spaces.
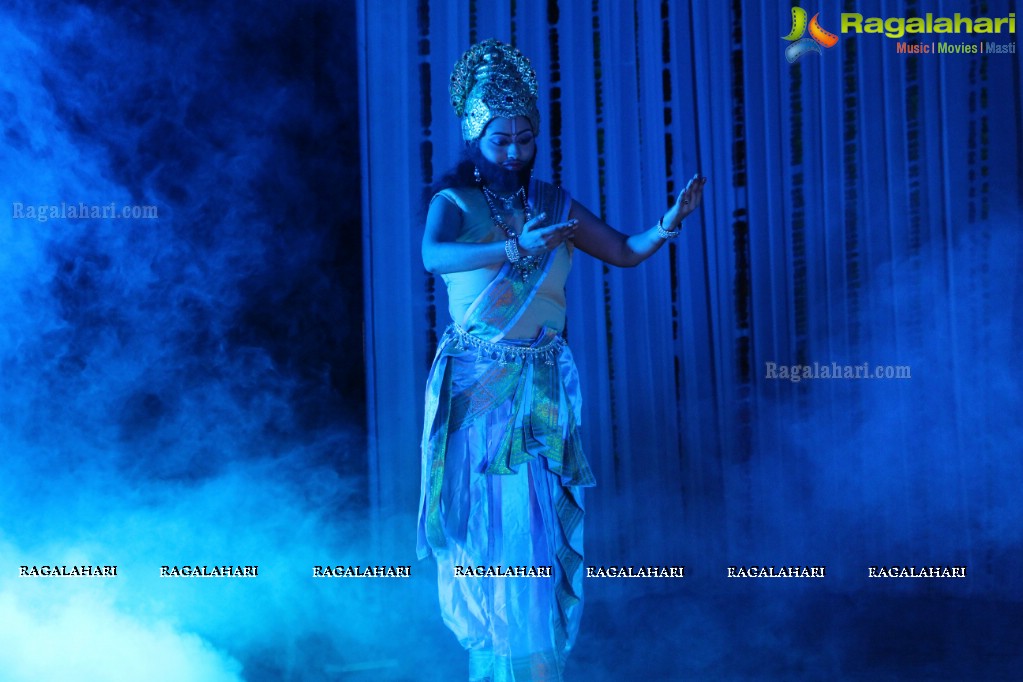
xmin=471 ymin=151 xmax=534 ymax=193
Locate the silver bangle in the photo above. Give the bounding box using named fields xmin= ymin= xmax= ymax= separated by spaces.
xmin=656 ymin=216 xmax=681 ymax=239
xmin=505 ymin=238 xmax=522 ymax=263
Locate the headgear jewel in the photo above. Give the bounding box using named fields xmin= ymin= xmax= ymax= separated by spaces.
xmin=449 ymin=39 xmax=540 ymax=142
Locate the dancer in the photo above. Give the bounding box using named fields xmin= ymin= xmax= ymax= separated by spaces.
xmin=417 ymin=38 xmax=706 ymax=681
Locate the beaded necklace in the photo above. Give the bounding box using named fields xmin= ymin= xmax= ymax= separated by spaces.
xmin=481 ymin=185 xmax=543 ymax=280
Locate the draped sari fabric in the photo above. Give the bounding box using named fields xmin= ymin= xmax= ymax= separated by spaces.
xmin=418 ymin=179 xmax=595 ymax=681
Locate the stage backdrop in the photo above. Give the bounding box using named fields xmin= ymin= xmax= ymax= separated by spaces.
xmin=358 ymin=0 xmax=1022 ymax=590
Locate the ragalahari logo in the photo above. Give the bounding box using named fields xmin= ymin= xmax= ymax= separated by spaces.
xmin=783 ymin=7 xmax=839 ymax=62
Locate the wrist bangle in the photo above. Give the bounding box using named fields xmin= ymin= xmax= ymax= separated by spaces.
xmin=505 ymin=238 xmax=522 ymax=263
xmin=656 ymin=216 xmax=682 ymax=239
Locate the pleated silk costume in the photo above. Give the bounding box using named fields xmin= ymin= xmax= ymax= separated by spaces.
xmin=418 ymin=177 xmax=596 ymax=681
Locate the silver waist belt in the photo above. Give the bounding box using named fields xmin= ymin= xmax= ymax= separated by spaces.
xmin=449 ymin=324 xmax=565 ymax=366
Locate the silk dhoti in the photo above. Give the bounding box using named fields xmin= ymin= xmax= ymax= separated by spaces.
xmin=418 ymin=326 xmax=594 ymax=680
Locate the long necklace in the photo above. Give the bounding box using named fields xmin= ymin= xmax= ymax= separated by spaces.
xmin=481 ymin=185 xmax=543 ymax=280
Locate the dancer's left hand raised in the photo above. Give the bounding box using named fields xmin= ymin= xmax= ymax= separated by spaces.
xmin=662 ymin=174 xmax=708 ymax=230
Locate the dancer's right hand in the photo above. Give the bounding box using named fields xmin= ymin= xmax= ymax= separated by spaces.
xmin=517 ymin=212 xmax=578 ymax=256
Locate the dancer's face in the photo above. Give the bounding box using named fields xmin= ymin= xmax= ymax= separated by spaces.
xmin=474 ymin=117 xmax=536 ymax=191
xmin=479 ymin=116 xmax=535 ymax=170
